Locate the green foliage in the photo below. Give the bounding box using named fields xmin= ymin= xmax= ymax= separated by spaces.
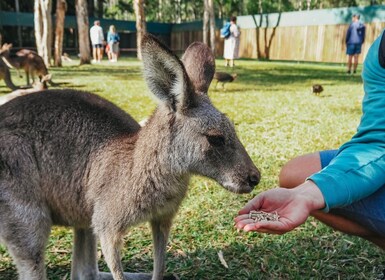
xmin=104 ymin=0 xmax=134 ymax=20
xmin=0 ymin=58 xmax=384 ymax=279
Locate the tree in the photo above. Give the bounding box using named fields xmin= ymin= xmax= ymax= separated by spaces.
xmin=134 ymin=0 xmax=146 ymax=60
xmin=54 ymin=0 xmax=67 ymax=67
xmin=203 ymin=0 xmax=215 ymax=54
xmin=76 ymin=0 xmax=91 ymax=65
xmin=34 ymin=0 xmax=53 ymax=67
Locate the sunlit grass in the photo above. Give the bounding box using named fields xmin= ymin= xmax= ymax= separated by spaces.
xmin=0 ymin=57 xmax=383 ymax=280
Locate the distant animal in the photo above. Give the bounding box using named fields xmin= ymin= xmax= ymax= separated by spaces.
xmin=214 ymin=72 xmax=237 ymax=89
xmin=0 ymin=43 xmax=53 ymax=88
xmin=0 ymin=57 xmax=18 ymax=91
xmin=312 ymin=84 xmax=324 ymax=95
xmin=61 ymin=52 xmax=72 ymax=62
xmin=0 ymin=74 xmax=50 ymax=105
xmin=0 ymin=34 xmax=260 ymax=280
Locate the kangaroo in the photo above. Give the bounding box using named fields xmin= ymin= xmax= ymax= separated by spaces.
xmin=0 ymin=56 xmax=18 ymax=91
xmin=0 ymin=74 xmax=50 ymax=106
xmin=0 ymin=34 xmax=260 ymax=280
xmin=0 ymin=43 xmax=53 ymax=88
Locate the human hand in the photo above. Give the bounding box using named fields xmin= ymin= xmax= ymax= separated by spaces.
xmin=234 ymin=181 xmax=325 ymax=234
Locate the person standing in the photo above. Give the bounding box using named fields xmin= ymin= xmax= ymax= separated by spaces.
xmin=90 ymin=20 xmax=104 ymax=63
xmin=346 ymin=14 xmax=366 ymax=74
xmin=224 ymin=16 xmax=241 ymax=68
xmin=107 ymin=25 xmax=120 ymax=62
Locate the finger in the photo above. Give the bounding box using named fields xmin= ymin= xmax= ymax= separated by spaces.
xmin=247 ymin=220 xmax=290 ymax=233
xmin=234 ymin=214 xmax=250 ymax=223
xmin=243 ymin=223 xmax=285 ymax=235
xmin=234 ymin=218 xmax=256 ymax=230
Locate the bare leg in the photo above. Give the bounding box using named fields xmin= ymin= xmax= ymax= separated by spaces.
xmin=230 ymin=59 xmax=234 ymax=68
xmin=93 ymin=47 xmax=97 ymax=61
xmin=279 ymin=152 xmax=385 ymax=250
xmin=71 ymin=228 xmax=99 ymax=280
xmin=347 ymin=55 xmax=353 ymax=73
xmin=353 ymin=54 xmax=359 ymax=73
xmin=150 ymin=216 xmax=173 ymax=280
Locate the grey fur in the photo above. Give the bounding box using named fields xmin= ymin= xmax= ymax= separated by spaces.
xmin=0 ymin=34 xmax=260 ymax=280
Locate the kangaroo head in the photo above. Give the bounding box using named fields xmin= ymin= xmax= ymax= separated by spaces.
xmin=141 ymin=34 xmax=260 ymax=194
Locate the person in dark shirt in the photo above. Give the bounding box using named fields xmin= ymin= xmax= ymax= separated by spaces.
xmin=346 ymin=14 xmax=366 ymax=74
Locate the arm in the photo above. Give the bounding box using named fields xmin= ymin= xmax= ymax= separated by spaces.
xmin=231 ymin=25 xmax=240 ymax=38
xmin=346 ymin=25 xmax=352 ymax=44
xmin=310 ymin=30 xmax=385 ymax=211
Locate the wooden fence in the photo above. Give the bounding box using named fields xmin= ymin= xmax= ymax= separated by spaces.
xmin=171 ymin=21 xmax=385 ymax=63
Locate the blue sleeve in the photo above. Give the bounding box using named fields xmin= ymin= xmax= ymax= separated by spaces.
xmin=346 ymin=25 xmax=352 ymax=43
xmin=309 ymin=30 xmax=385 ymax=212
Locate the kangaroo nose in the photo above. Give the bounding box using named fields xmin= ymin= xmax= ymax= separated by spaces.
xmin=248 ymin=172 xmax=261 ymax=188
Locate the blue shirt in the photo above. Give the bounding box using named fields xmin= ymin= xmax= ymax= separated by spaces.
xmin=107 ymin=32 xmax=120 ymax=44
xmin=309 ymin=30 xmax=385 ymax=212
xmin=346 ymin=21 xmax=366 ymax=45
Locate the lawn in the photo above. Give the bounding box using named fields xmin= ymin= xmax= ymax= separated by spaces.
xmin=0 ymin=56 xmax=384 ymax=280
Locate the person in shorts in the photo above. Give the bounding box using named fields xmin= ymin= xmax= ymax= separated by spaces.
xmin=90 ymin=20 xmax=104 ymax=63
xmin=235 ymin=29 xmax=385 ymax=251
xmin=346 ymin=14 xmax=366 ymax=74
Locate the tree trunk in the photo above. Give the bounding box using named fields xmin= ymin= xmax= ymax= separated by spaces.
xmin=203 ymin=0 xmax=209 ymax=45
xmin=54 ymin=0 xmax=66 ymax=67
xmin=75 ymin=0 xmax=91 ymax=65
xmin=34 ymin=0 xmax=53 ymax=68
xmin=15 ymin=0 xmax=23 ymax=47
xmin=134 ymin=0 xmax=146 ymax=60
xmin=208 ymin=0 xmax=215 ymax=55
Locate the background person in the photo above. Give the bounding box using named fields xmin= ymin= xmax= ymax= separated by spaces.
xmin=346 ymin=14 xmax=366 ymax=74
xmin=224 ymin=16 xmax=240 ymax=68
xmin=235 ymin=30 xmax=385 ymax=251
xmin=107 ymin=25 xmax=120 ymax=62
xmin=89 ymin=20 xmax=104 ymax=63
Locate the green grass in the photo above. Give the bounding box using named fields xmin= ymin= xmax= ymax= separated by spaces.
xmin=0 ymin=57 xmax=384 ymax=280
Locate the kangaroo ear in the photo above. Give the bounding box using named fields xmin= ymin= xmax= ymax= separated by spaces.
xmin=182 ymin=42 xmax=215 ymax=94
xmin=141 ymin=33 xmax=196 ymax=112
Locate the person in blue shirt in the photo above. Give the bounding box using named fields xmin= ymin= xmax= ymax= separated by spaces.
xmin=107 ymin=25 xmax=120 ymax=62
xmin=235 ymin=30 xmax=385 ymax=250
xmin=346 ymin=14 xmax=366 ymax=74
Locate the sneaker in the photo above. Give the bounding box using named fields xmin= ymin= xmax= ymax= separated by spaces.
xmin=353 ymin=70 xmax=357 ymax=74
xmin=346 ymin=70 xmax=351 ymax=74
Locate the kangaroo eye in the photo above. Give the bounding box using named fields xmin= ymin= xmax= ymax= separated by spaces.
xmin=206 ymin=135 xmax=225 ymax=147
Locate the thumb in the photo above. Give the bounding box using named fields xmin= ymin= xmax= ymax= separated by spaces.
xmin=238 ymin=194 xmax=264 ymax=215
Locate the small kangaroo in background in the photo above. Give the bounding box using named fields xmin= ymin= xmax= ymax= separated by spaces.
xmin=0 ymin=43 xmax=53 ymax=88
xmin=0 ymin=74 xmax=50 ymax=106
xmin=0 ymin=34 xmax=260 ymax=280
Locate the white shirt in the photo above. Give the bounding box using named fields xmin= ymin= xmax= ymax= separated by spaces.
xmin=90 ymin=25 xmax=104 ymax=45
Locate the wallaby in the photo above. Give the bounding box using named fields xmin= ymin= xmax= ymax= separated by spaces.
xmin=0 ymin=43 xmax=53 ymax=88
xmin=0 ymin=56 xmax=18 ymax=91
xmin=0 ymin=74 xmax=50 ymax=105
xmin=0 ymin=34 xmax=260 ymax=280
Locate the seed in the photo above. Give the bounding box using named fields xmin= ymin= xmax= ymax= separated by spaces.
xmin=248 ymin=210 xmax=280 ymax=222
